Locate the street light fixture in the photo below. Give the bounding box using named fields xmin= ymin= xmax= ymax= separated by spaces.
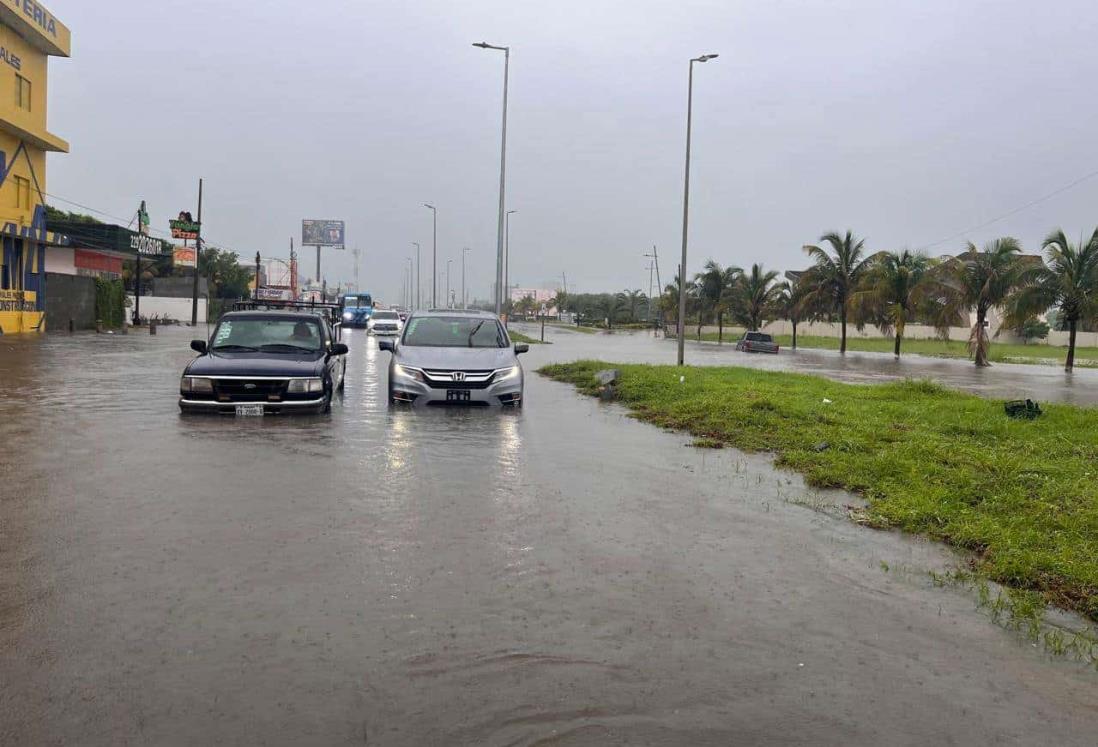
xmin=473 ymin=41 xmax=510 ymax=316
xmin=422 ymin=204 xmax=437 ymax=308
xmin=412 ymin=242 xmax=421 ymax=310
xmin=677 ymin=52 xmax=718 ymax=366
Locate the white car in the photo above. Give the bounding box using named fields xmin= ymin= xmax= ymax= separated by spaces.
xmin=368 ymin=310 xmax=403 ymax=335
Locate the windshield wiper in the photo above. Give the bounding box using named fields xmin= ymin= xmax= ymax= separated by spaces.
xmin=259 ymin=343 xmax=316 ymax=353
xmin=211 ymin=344 xmax=258 ymax=351
xmin=467 ymin=320 xmax=486 ymax=347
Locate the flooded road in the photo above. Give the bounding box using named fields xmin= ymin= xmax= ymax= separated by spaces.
xmin=514 ymin=323 xmax=1098 ymax=407
xmin=2 ymin=326 xmax=1096 ymax=745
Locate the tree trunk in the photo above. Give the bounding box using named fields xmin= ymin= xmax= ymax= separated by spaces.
xmin=893 ymin=330 xmax=902 ymax=357
xmin=973 ymin=308 xmax=990 ymax=367
xmin=840 ymin=307 xmax=848 ymax=354
xmin=718 ymin=311 xmax=723 ymax=344
xmin=792 ymin=320 xmax=798 ymax=349
xmin=1066 ymin=318 xmax=1077 ymax=372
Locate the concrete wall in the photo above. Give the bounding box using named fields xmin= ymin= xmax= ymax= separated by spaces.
xmin=149 ymin=276 xmax=208 ymax=298
xmin=692 ymin=320 xmax=1098 ymax=350
xmin=127 ymin=295 xmax=207 ymax=324
xmin=44 ymin=272 xmax=95 ymax=331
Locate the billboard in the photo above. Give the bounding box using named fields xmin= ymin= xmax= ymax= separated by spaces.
xmin=302 ymin=219 xmax=345 ymax=247
xmin=173 ymin=245 xmax=196 ymax=268
xmin=170 ymin=211 xmax=200 ymax=240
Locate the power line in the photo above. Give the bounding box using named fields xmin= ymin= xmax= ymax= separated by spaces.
xmin=918 ymin=166 xmax=1098 ymax=251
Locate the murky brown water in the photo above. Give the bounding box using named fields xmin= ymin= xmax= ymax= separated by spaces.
xmin=2 ymin=326 xmax=1096 ymax=745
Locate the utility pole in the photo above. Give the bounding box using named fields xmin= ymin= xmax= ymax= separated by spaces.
xmin=677 ymin=54 xmax=718 ymax=365
xmin=290 ymin=237 xmax=298 ymax=300
xmin=412 ymin=242 xmax=421 ymax=310
xmin=423 ymin=204 xmax=437 ymax=307
xmin=190 ymin=178 xmax=203 ymax=326
xmin=645 ymin=245 xmax=662 ymax=327
xmin=351 ymin=247 xmax=360 ymax=290
xmin=254 ymin=252 xmax=261 ymax=300
xmin=461 ymin=247 xmax=471 ymax=309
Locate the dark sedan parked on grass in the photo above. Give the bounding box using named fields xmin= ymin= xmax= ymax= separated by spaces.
xmin=735 ymin=331 xmax=780 ymax=354
xmin=179 ymin=311 xmax=348 ymax=415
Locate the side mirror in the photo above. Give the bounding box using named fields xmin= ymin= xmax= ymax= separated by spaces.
xmin=378 ymin=339 xmax=395 ymax=353
xmin=190 ymin=339 xmax=207 ymax=354
xmin=514 ymin=343 xmax=530 ymax=354
xmin=330 ymin=342 xmax=349 ymax=356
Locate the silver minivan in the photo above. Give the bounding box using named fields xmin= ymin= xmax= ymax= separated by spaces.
xmin=378 ymin=310 xmax=528 ymax=406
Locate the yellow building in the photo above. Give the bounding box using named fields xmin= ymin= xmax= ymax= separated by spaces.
xmin=0 ymin=0 xmax=68 ymax=334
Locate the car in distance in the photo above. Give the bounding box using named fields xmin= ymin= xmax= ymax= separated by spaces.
xmin=378 ymin=310 xmax=528 ymax=407
xmin=180 ymin=310 xmax=348 ymax=415
xmin=368 ymin=309 xmax=403 ymax=335
xmin=735 ymin=331 xmax=780 ymax=354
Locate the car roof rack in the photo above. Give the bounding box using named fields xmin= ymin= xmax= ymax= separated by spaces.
xmin=231 ymin=299 xmax=343 ymax=323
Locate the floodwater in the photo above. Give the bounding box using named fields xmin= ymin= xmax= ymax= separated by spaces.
xmin=1 ymin=326 xmax=1096 ymax=745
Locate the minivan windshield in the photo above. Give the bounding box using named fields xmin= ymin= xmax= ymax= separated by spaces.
xmin=210 ymin=317 xmax=323 ymax=352
xmin=402 ymin=316 xmax=507 ymax=348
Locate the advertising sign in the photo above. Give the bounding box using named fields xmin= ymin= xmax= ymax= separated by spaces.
xmin=302 ymin=219 xmax=345 ymax=247
xmin=256 ymin=287 xmax=293 ymax=301
xmin=173 ymin=245 xmax=196 ymax=268
xmin=169 ymin=211 xmax=200 ymax=240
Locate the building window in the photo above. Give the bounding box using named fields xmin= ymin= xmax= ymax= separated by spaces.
xmin=15 ymin=74 xmax=31 ymax=111
xmin=12 ymin=176 xmax=31 ymax=209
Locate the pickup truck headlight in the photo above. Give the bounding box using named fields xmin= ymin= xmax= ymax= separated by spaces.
xmin=287 ymin=378 xmax=324 ymax=393
xmin=180 ymin=376 xmax=213 ymax=393
xmin=494 ymin=365 xmax=521 ymax=382
xmin=342 ymin=312 xmax=353 ymax=320
xmin=393 ymin=364 xmax=424 ymax=382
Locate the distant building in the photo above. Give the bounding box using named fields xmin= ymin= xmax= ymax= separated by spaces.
xmin=0 ymin=1 xmax=69 ymax=333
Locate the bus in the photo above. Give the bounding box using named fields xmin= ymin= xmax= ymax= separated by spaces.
xmin=340 ymin=292 xmax=375 ymax=327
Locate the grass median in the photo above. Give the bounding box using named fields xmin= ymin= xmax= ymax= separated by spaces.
xmin=695 ymin=331 xmax=1098 ymax=367
xmin=509 ymin=331 xmax=548 ymax=345
xmin=539 ymin=360 xmax=1098 ymax=621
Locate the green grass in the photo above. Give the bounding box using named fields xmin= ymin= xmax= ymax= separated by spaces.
xmin=695 ymin=331 xmax=1098 ymax=367
xmin=509 ymin=331 xmax=548 ymax=345
xmin=539 ymin=360 xmax=1098 ymax=622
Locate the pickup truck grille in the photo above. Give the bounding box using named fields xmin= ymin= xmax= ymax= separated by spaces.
xmin=213 ymin=378 xmax=288 ymax=401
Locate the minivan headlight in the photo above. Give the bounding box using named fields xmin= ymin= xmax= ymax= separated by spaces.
xmin=287 ymin=378 xmax=324 ymax=393
xmin=393 ymin=364 xmax=424 ymax=382
xmin=180 ymin=376 xmax=213 ymax=393
xmin=494 ymin=365 xmax=521 ymax=382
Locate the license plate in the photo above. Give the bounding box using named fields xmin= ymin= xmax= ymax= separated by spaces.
xmin=446 ymin=390 xmax=471 ymax=402
xmin=235 ymin=403 xmax=265 ymax=416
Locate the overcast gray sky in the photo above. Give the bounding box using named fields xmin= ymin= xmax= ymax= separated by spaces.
xmin=46 ymin=0 xmax=1098 ymax=303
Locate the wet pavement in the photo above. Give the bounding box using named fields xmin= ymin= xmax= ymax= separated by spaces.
xmin=1 ymin=326 xmax=1097 ymax=745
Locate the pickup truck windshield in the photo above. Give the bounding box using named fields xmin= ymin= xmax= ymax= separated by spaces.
xmin=402 ymin=317 xmax=506 ymax=348
xmin=211 ymin=318 xmax=323 ymax=352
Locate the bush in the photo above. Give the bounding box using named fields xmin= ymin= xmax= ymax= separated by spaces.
xmin=95 ymin=278 xmax=125 ymax=328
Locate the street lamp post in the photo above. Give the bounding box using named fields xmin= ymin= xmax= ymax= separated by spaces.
xmin=461 ymin=247 xmax=471 ymax=309
xmin=446 ymin=259 xmax=453 ymax=308
xmin=406 ymin=257 xmax=413 ymax=308
xmin=412 ymin=242 xmax=421 ymax=310
xmin=505 ymin=209 xmax=517 ymax=312
xmin=676 ymin=53 xmax=718 ymax=366
xmin=422 ymin=204 xmax=437 ymax=308
xmin=473 ymin=41 xmax=510 ymax=317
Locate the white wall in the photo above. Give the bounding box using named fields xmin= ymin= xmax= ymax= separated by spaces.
xmin=45 ymin=246 xmax=76 ymax=275
xmin=126 ymin=295 xmax=207 ymax=324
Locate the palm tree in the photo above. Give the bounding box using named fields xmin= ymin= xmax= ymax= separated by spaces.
xmin=728 ymin=263 xmax=782 ymax=332
xmin=802 ymin=230 xmax=874 ymax=354
xmin=773 ymin=270 xmax=823 ymax=349
xmin=933 ymin=237 xmax=1037 ymax=367
xmin=694 ymin=260 xmax=740 ymax=341
xmin=852 ymin=249 xmax=933 ymax=358
xmin=617 ymin=289 xmax=647 ymax=323
xmin=1005 ymin=228 xmax=1098 ymax=371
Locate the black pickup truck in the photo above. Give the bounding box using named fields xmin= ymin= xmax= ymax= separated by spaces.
xmin=179 ymin=309 xmax=348 ymax=415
